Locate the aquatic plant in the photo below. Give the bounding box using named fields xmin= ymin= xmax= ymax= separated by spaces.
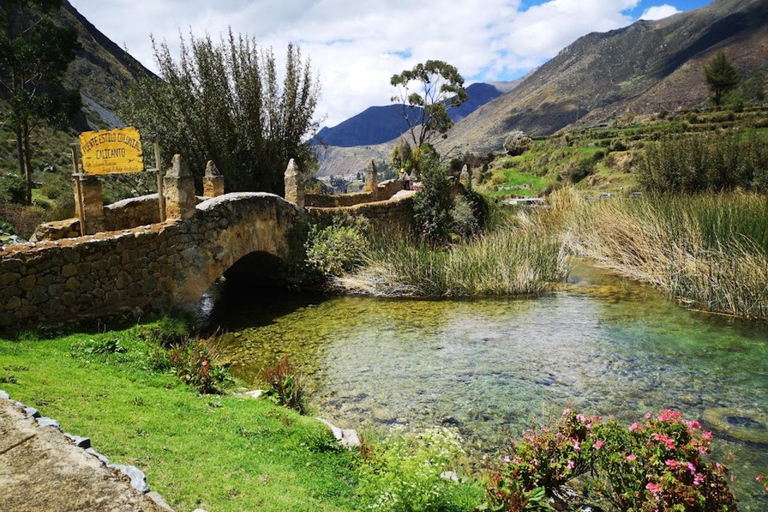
xmin=566 ymin=191 xmax=768 ymax=318
xmin=483 ymin=409 xmax=737 ymax=512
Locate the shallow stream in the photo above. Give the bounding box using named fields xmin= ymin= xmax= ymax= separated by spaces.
xmin=201 ymin=264 xmax=768 ymax=509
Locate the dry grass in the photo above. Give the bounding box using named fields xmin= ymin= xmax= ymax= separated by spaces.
xmin=564 ymin=191 xmax=768 ymax=318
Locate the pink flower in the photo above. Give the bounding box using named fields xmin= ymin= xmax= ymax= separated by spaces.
xmin=702 ymin=430 xmax=713 ymax=441
xmin=665 ymin=460 xmax=680 ymax=469
xmin=585 ymin=423 xmax=592 ymax=430
xmin=567 ymin=460 xmax=575 ymax=470
xmin=657 ymin=409 xmax=682 ymax=422
xmin=688 ymin=462 xmax=697 ymax=475
xmin=629 ymin=422 xmax=640 ymax=432
xmin=562 ymin=408 xmax=571 ymax=417
xmin=757 ymin=475 xmax=765 ymax=483
xmin=684 ymin=420 xmax=701 ymax=430
xmin=645 ymin=412 xmax=652 ymax=419
xmin=653 ymin=433 xmax=676 ymax=450
xmin=572 ymin=439 xmax=581 ymax=452
xmin=626 ymin=454 xmax=637 ymax=461
xmin=576 ymin=414 xmax=586 ymax=423
xmin=646 ymin=482 xmax=662 ymax=495
xmin=503 ymin=455 xmax=510 ymax=464
xmin=593 ymin=440 xmax=604 ymax=450
xmin=694 ymin=474 xmax=704 ymax=486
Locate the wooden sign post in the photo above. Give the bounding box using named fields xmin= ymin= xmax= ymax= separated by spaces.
xmin=70 ymin=144 xmax=86 ymax=237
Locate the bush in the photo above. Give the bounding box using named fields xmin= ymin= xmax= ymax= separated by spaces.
xmin=451 ymin=194 xmax=479 ymax=239
xmin=565 ymin=158 xmax=594 ymax=184
xmin=483 ymin=409 xmax=736 ymax=512
xmin=305 ymin=215 xmax=369 ymax=277
xmin=503 ymin=131 xmax=533 ymax=156
xmin=639 ymin=132 xmax=768 ymax=193
xmin=414 ymin=151 xmax=454 ymax=244
xmin=358 ymin=427 xmax=476 ymax=512
xmin=0 ymin=173 xmax=26 ymax=204
xmin=261 ymin=356 xmax=305 ymax=413
xmin=168 ymin=337 xmax=229 ymax=394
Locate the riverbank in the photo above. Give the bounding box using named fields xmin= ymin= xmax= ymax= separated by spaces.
xmin=0 ymin=324 xmax=361 ymax=512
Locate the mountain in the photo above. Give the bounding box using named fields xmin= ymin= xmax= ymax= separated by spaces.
xmin=57 ymin=0 xmax=155 ymax=129
xmin=314 ymin=82 xmax=514 ymax=148
xmin=439 ymin=0 xmax=768 ymax=153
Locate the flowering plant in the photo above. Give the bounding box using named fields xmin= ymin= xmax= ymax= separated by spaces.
xmin=481 ymin=409 xmax=737 ymax=512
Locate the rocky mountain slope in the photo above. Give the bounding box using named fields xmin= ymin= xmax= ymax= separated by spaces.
xmin=440 ymin=0 xmax=768 ymax=153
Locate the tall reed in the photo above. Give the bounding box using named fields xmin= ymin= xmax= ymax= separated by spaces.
xmin=566 ymin=191 xmax=768 ymax=318
xmin=336 ymin=226 xmax=568 ymax=297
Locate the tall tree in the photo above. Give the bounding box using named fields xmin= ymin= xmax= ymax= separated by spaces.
xmin=704 ymin=51 xmax=740 ymax=107
xmin=390 ymin=60 xmax=467 ymax=147
xmin=119 ymin=32 xmax=320 ymax=195
xmin=0 ymin=0 xmax=80 ymax=205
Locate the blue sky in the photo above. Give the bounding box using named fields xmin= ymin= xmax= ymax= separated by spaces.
xmin=71 ymin=0 xmax=716 ymax=126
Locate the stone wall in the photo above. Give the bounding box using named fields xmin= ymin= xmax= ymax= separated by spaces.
xmin=0 ymin=193 xmax=302 ymax=330
xmin=34 ymin=195 xmax=208 ymax=242
xmin=305 ymin=179 xmax=405 ymax=208
xmin=307 ymin=190 xmax=416 ymax=230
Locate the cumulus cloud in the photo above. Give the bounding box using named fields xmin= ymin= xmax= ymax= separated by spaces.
xmin=640 ymin=4 xmax=681 ymax=20
xmin=69 ymin=0 xmax=666 ymax=127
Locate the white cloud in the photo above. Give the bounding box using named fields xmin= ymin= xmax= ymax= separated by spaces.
xmin=69 ymin=0 xmax=658 ymax=127
xmin=640 ymin=4 xmax=681 ymax=20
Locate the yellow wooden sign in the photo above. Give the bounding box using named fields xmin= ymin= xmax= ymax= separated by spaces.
xmin=79 ymin=127 xmax=144 ymax=175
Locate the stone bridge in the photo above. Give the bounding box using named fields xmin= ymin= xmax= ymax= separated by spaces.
xmin=0 ymin=156 xmax=415 ymax=330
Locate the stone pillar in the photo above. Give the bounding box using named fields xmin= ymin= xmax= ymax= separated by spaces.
xmin=459 ymin=164 xmax=470 ymax=187
xmin=203 ymin=160 xmax=225 ymax=198
xmin=164 ymin=154 xmax=197 ymax=220
xmin=364 ymin=159 xmax=378 ymax=196
xmin=75 ymin=176 xmax=105 ymax=235
xmin=284 ymin=158 xmax=304 ymax=208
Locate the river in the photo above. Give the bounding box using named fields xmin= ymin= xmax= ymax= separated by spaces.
xmin=200 ymin=263 xmax=768 ymax=509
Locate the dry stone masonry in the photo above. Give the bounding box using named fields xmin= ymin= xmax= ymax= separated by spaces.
xmin=0 ymin=155 xmax=418 ymax=330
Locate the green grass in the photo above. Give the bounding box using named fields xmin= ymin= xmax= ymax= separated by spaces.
xmin=0 ymin=325 xmax=360 ymax=512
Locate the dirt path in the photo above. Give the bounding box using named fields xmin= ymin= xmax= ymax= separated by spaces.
xmin=0 ymin=397 xmax=169 ymax=512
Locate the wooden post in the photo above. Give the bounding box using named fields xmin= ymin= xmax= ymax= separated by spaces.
xmin=70 ymin=144 xmax=86 ymax=237
xmin=153 ymin=136 xmax=166 ymax=222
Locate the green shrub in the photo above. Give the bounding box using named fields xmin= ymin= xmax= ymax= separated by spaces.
xmin=503 ymin=130 xmax=533 ymax=156
xmin=414 ymin=151 xmax=453 ymax=244
xmin=451 ymin=194 xmax=479 ymax=239
xmin=565 ymin=158 xmax=594 ymax=184
xmin=0 ymin=172 xmax=26 ymax=204
xmin=168 ymin=337 xmax=229 ymax=394
xmin=261 ymin=356 xmax=305 ymax=413
xmin=639 ymin=132 xmax=768 ymax=193
xmin=305 ymin=216 xmax=369 ymax=277
xmin=483 ymin=409 xmax=736 ymax=512
xmin=358 ymin=427 xmax=478 ymax=512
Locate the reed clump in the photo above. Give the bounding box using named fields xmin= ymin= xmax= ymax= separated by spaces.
xmin=566 ymin=191 xmax=768 ymax=318
xmin=335 ymin=225 xmax=568 ymax=297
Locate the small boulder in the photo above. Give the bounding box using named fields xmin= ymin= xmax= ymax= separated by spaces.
xmin=24 ymin=407 xmax=40 ymax=419
xmin=64 ymin=433 xmax=91 ymax=448
xmin=0 ymin=389 xmax=9 ymax=400
xmin=86 ymin=447 xmax=110 ymax=465
xmin=109 ymin=463 xmax=150 ymax=493
xmin=36 ymin=417 xmax=61 ymax=431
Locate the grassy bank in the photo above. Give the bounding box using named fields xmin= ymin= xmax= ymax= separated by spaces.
xmin=565 ymin=191 xmax=768 ymax=318
xmin=0 ymin=321 xmax=483 ymax=512
xmin=0 ymin=325 xmax=361 ymax=512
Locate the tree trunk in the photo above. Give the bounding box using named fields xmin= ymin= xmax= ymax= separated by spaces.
xmin=22 ymin=120 xmax=33 ymax=206
xmin=14 ymin=123 xmax=25 ymax=181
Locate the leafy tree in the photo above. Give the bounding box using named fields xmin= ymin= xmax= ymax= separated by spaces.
xmin=119 ymin=32 xmax=319 ymax=195
xmin=704 ymin=51 xmax=740 ymax=107
xmin=390 ymin=60 xmax=467 ymax=147
xmin=0 ymin=0 xmax=80 ymax=205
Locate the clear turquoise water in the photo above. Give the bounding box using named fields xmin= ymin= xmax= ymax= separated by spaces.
xmin=203 ymin=265 xmax=768 ymax=509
